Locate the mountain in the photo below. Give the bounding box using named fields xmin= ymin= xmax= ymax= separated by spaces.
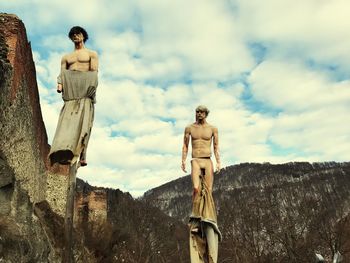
xmin=74 ymin=178 xmax=189 ymax=262
xmin=143 ymin=162 xmax=350 ymax=262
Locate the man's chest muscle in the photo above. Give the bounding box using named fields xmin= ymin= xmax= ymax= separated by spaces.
xmin=191 ymin=126 xmax=212 ymax=140
xmin=67 ymin=52 xmax=90 ymax=64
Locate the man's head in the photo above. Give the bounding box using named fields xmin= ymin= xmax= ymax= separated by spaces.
xmin=68 ymin=26 xmax=89 ymax=43
xmin=195 ymin=105 xmax=209 ymax=121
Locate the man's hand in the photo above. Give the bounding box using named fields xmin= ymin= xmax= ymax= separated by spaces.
xmin=216 ymin=162 xmax=221 ymax=173
xmin=57 ymin=84 xmax=63 ymax=93
xmin=181 ymin=162 xmax=187 ymax=173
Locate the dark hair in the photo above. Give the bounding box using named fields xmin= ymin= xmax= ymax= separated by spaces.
xmin=68 ymin=26 xmax=89 ymax=43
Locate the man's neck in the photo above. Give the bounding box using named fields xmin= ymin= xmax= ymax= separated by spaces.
xmin=196 ymin=119 xmax=207 ymax=125
xmin=74 ymin=42 xmax=85 ymax=50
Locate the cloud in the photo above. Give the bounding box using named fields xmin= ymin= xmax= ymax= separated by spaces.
xmin=3 ymin=0 xmax=350 ymax=196
xmin=2 ymin=0 xmax=137 ymax=35
xmin=270 ymin=106 xmax=350 ymax=161
xmin=111 ymin=118 xmax=173 ymax=137
xmin=248 ymin=60 xmax=350 ymax=111
xmin=236 ymin=0 xmax=350 ymax=67
xmin=97 ymin=34 xmax=185 ymax=81
xmin=137 ymin=0 xmax=255 ymax=80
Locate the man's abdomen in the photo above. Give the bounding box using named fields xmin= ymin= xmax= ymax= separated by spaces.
xmin=192 ymin=140 xmax=211 ymax=158
xmin=192 ymin=147 xmax=211 ymax=158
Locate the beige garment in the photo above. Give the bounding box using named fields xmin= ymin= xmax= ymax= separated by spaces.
xmin=49 ymin=69 xmax=98 ymax=165
xmin=189 ymin=171 xmax=222 ymax=263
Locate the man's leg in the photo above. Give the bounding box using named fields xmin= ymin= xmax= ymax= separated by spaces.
xmin=79 ymin=135 xmax=88 ymax=166
xmin=191 ymin=159 xmax=201 ymax=199
xmin=190 ymin=159 xmax=202 ymax=233
xmin=204 ymin=159 xmax=214 ymax=192
xmin=80 ymin=103 xmax=94 ymax=166
xmin=79 ymin=150 xmax=87 ymax=166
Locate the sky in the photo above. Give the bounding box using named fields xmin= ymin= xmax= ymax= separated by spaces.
xmin=2 ymin=0 xmax=350 ymax=197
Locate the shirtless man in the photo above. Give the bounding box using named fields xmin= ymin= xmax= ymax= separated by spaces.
xmin=56 ymin=26 xmax=98 ymax=166
xmin=57 ymin=26 xmax=98 ymax=93
xmin=182 ymin=106 xmax=221 ymax=263
xmin=181 ymin=105 xmax=221 ymax=197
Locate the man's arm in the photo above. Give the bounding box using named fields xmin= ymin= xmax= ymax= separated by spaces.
xmin=213 ymin=126 xmax=221 ymax=172
xmin=181 ymin=126 xmax=191 ymax=173
xmin=90 ymin=50 xmax=99 ymax=71
xmin=57 ymin=56 xmax=67 ymax=93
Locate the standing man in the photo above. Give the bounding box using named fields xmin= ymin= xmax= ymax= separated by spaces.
xmin=49 ymin=26 xmax=99 ymax=167
xmin=182 ymin=105 xmax=222 ymax=263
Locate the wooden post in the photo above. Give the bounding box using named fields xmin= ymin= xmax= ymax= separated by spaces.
xmin=63 ymin=161 xmax=78 ymax=263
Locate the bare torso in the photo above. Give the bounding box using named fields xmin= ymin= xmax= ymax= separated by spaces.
xmin=187 ymin=123 xmax=217 ymax=195
xmin=62 ymin=48 xmax=98 ymax=72
xmin=182 ymin=117 xmax=220 ymax=192
xmin=189 ymin=123 xmax=214 ymax=158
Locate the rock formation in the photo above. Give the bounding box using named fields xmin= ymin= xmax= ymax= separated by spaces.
xmin=0 ymin=13 xmax=64 ymax=262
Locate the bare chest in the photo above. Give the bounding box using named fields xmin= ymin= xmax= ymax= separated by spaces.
xmin=190 ymin=126 xmax=213 ymax=140
xmin=66 ymin=50 xmax=91 ymax=65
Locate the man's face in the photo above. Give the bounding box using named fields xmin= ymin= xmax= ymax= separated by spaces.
xmin=71 ymin=32 xmax=84 ymax=43
xmin=196 ymin=110 xmax=207 ymax=121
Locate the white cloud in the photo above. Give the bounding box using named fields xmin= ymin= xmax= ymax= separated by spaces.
xmin=138 ymin=0 xmax=255 ymax=80
xmin=2 ymin=0 xmax=137 ymax=36
xmin=270 ymin=106 xmax=350 ymax=161
xmin=134 ymin=133 xmax=182 ymax=155
xmin=246 ymin=59 xmax=350 ymax=162
xmin=111 ymin=118 xmax=173 ymax=137
xmin=41 ymin=34 xmax=72 ymax=51
xmin=236 ymin=0 xmax=350 ymax=66
xmin=249 ymin=60 xmax=350 ymax=111
xmin=3 ymin=0 xmax=350 ymax=196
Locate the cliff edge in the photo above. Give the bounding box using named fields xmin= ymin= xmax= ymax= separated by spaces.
xmin=0 ymin=13 xmax=67 ymax=262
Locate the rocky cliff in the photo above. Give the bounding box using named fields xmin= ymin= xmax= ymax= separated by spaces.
xmin=0 ymin=13 xmax=48 ymax=204
xmin=0 ymin=13 xmax=65 ymax=262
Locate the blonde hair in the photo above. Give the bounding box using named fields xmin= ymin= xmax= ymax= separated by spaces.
xmin=195 ymin=105 xmax=209 ymax=116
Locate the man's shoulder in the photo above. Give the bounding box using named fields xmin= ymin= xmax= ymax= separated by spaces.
xmin=185 ymin=124 xmax=193 ymax=130
xmin=87 ymin=49 xmax=98 ymax=57
xmin=206 ymin=123 xmax=218 ymax=131
xmin=61 ymin=53 xmax=70 ymax=60
xmin=185 ymin=123 xmax=196 ymax=131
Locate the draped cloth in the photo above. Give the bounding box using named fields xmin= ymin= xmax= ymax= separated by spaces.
xmin=189 ymin=170 xmax=222 ymax=263
xmin=49 ymin=69 xmax=98 ymax=165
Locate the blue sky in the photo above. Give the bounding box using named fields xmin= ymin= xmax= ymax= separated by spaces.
xmin=2 ymin=0 xmax=350 ymax=197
